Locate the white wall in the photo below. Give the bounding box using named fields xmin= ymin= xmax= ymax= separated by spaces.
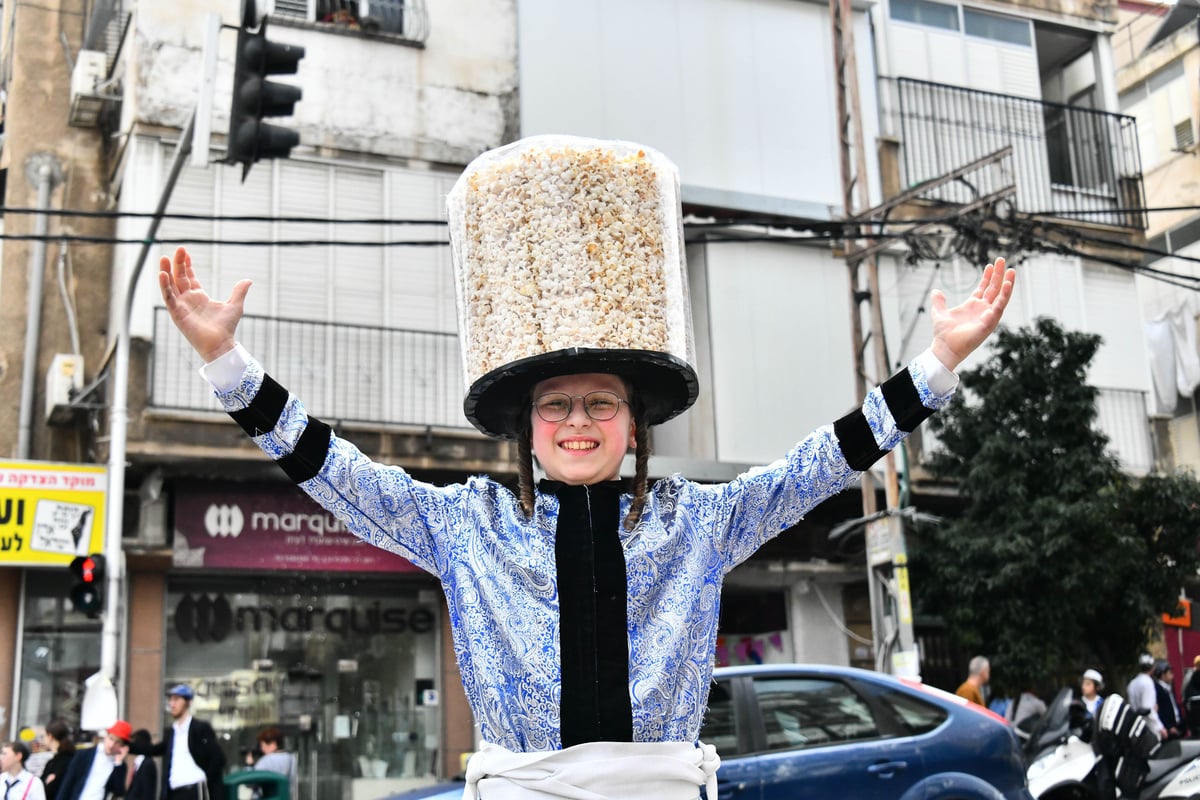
xmin=516 ymin=0 xmax=882 ymax=214
xmin=701 ymin=240 xmax=856 ymax=465
xmin=126 ymin=0 xmax=518 ymax=164
xmin=789 ymin=581 xmax=853 ymax=666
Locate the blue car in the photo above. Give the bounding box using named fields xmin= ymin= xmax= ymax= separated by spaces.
xmin=386 ymin=663 xmax=1033 ymax=800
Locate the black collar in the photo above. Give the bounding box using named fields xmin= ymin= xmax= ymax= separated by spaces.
xmin=538 ymin=478 xmax=632 ymax=495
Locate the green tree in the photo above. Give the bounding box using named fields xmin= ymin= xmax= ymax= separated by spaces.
xmin=911 ymin=316 xmax=1200 ymax=695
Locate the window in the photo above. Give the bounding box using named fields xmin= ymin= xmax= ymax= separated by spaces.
xmin=876 ymin=688 xmax=949 ymax=735
xmin=752 ymin=677 xmax=879 ymax=751
xmin=699 ymin=680 xmax=741 ymax=755
xmin=1118 ymin=61 xmax=1191 ymax=169
xmin=166 ymin=575 xmax=441 ymax=800
xmin=16 ymin=571 xmax=102 ymax=742
xmin=963 ymin=8 xmax=1031 ymax=46
xmin=889 ymin=0 xmax=960 ymax=31
xmin=1175 ymin=119 xmax=1195 ymax=150
xmin=272 ymin=0 xmax=423 ymax=41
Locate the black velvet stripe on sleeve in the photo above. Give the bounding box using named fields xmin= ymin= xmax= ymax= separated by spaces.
xmin=881 ymin=367 xmax=935 ymax=432
xmin=275 ymin=418 xmax=332 ymax=484
xmin=228 ymin=374 xmax=289 ymax=438
xmin=833 ymin=410 xmax=886 ymax=472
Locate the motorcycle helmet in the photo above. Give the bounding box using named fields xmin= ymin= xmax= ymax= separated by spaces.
xmin=1082 ymin=668 xmax=1103 ymax=689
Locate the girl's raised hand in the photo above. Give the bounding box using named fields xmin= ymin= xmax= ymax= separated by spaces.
xmin=929 ymin=257 xmax=1016 ymax=371
xmin=158 ymin=246 xmax=252 ymax=362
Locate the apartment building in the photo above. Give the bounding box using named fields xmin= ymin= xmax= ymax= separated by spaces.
xmin=1114 ymin=0 xmax=1200 ymax=472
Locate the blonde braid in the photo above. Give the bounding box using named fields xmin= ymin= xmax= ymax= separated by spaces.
xmin=623 ymin=419 xmax=651 ymax=530
xmin=517 ymin=432 xmax=535 ymax=519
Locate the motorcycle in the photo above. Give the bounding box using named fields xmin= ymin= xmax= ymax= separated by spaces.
xmin=1026 ymin=692 xmax=1200 ymax=799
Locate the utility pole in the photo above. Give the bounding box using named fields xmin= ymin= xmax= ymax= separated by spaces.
xmin=829 ymin=0 xmax=918 ymax=677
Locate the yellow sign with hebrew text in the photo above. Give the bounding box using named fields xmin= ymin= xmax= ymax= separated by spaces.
xmin=0 ymin=460 xmax=107 ymax=566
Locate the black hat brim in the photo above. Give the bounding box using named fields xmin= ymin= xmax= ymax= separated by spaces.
xmin=464 ymin=348 xmax=699 ymax=439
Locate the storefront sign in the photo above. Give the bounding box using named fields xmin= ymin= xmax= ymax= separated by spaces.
xmin=0 ymin=460 xmax=107 ymax=566
xmin=173 ymin=592 xmax=435 ymax=642
xmin=174 ymin=482 xmax=422 ymax=573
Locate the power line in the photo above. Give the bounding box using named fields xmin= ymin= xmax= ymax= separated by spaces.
xmin=1025 ymin=216 xmax=1200 ymax=267
xmin=0 ymin=233 xmax=449 ymax=246
xmin=0 ymin=206 xmax=448 ymax=225
xmin=1026 ymin=205 xmax=1200 ymax=217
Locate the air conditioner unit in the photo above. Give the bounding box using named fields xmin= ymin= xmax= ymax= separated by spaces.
xmin=69 ymin=50 xmax=108 ymax=128
xmin=46 ymin=353 xmax=84 ymax=424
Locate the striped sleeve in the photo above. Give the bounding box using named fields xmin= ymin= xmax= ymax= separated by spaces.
xmin=204 ymin=348 xmax=454 ymax=575
xmin=705 ymin=350 xmax=958 ymax=568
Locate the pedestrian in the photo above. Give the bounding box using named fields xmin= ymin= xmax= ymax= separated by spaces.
xmin=55 ymin=722 xmax=130 ymax=800
xmin=1007 ymin=687 xmax=1047 ymax=729
xmin=1182 ymin=656 xmax=1200 ymax=726
xmin=245 ymin=729 xmax=295 ymax=800
xmin=126 ymin=686 xmax=225 ymax=800
xmin=1080 ymin=669 xmax=1104 ymax=718
xmin=122 ymin=732 xmax=156 ymax=800
xmin=40 ymin=722 xmax=75 ymax=800
xmin=1154 ymin=660 xmax=1184 ymax=739
xmin=2 ymin=741 xmax=47 ymax=800
xmin=956 ymin=656 xmax=991 ymax=707
xmin=158 ymin=139 xmax=1015 ymax=800
xmin=1127 ymin=653 xmax=1165 ymax=739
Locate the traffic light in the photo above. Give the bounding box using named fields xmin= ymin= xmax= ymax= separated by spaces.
xmin=68 ymin=554 xmax=105 ymax=617
xmin=225 ymin=18 xmax=305 ymax=180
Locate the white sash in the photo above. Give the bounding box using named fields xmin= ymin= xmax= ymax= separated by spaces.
xmin=462 ymin=740 xmax=720 ymax=800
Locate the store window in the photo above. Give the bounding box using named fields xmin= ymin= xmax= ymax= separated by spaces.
xmin=16 ymin=571 xmax=102 ymax=741
xmin=165 ymin=575 xmax=440 ymax=800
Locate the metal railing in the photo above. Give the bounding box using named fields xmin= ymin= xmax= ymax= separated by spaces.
xmin=151 ymin=309 xmax=470 ymax=429
xmin=917 ymin=386 xmax=1154 ymax=475
xmin=883 ymin=77 xmax=1145 ymax=229
xmin=1096 ymin=387 xmax=1155 ymax=474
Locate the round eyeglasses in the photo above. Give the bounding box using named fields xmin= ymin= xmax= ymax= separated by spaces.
xmin=533 ymin=391 xmax=629 ymax=422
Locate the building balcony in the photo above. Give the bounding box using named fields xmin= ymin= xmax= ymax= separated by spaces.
xmin=151 ymin=309 xmax=470 ymax=430
xmin=882 ymin=77 xmax=1146 ymax=230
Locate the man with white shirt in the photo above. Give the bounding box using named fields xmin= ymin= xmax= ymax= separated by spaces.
xmin=2 ymin=741 xmax=47 ymax=800
xmin=56 ymin=723 xmax=130 ymax=800
xmin=1127 ymin=653 xmax=1166 ymax=740
xmin=128 ymin=686 xmax=225 ymax=800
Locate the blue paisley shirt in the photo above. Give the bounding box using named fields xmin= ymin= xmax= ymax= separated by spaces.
xmin=207 ymin=347 xmax=954 ymax=752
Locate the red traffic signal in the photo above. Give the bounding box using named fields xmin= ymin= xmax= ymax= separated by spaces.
xmin=68 ymin=553 xmax=106 ymax=617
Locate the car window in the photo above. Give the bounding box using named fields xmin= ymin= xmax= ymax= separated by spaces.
xmin=700 ymin=680 xmax=740 ymax=754
xmin=752 ymin=677 xmax=880 ymax=751
xmin=876 ymin=688 xmax=949 ymax=735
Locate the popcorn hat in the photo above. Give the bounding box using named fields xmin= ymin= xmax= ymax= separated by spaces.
xmin=448 ymin=135 xmax=699 ymax=439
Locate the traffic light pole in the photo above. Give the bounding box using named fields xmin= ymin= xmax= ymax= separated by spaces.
xmin=100 ymin=108 xmax=196 ymax=695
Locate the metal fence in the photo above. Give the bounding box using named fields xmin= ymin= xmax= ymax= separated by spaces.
xmin=151 ymin=309 xmax=470 ymax=429
xmin=884 ymin=77 xmax=1145 ymax=229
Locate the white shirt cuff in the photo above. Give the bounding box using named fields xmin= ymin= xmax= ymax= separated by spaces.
xmin=914 ymin=348 xmax=959 ymax=397
xmin=199 ymin=343 xmax=251 ymax=393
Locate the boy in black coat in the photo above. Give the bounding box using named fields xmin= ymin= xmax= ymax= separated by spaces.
xmin=127 ymin=687 xmax=225 ymax=800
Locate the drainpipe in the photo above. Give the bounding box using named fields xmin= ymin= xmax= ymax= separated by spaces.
xmin=17 ymin=153 xmax=65 ymax=459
